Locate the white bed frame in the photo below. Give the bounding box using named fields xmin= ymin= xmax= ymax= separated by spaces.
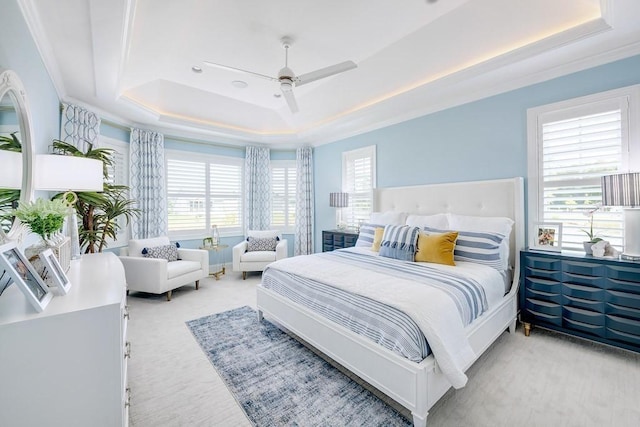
xmin=256 ymin=177 xmax=525 ymax=426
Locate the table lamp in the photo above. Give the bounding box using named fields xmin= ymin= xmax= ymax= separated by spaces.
xmin=601 ymin=172 xmax=640 ymax=260
xmin=329 ymin=192 xmax=349 ymax=229
xmin=34 ymin=154 xmax=103 ymax=259
xmin=0 ymin=150 xmax=22 ymax=190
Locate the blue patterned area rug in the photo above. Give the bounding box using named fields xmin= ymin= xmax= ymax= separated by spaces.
xmin=186 ymin=306 xmax=412 ymax=427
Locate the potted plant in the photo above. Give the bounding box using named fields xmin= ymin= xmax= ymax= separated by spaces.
xmin=51 ymin=140 xmax=140 ymax=253
xmin=13 ymin=198 xmax=67 ymax=245
xmin=582 ymin=206 xmax=603 ymax=255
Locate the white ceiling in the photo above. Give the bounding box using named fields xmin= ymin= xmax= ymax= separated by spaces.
xmin=17 ymin=0 xmax=640 ymax=147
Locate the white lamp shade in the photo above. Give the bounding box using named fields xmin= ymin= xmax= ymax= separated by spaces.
xmin=0 ymin=150 xmax=22 ymax=189
xmin=34 ymin=154 xmax=103 ymax=192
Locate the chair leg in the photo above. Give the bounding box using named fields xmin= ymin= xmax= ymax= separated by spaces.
xmin=166 ymin=290 xmax=172 ymax=301
xmin=195 ymin=280 xmax=199 ymax=290
xmin=242 ymin=271 xmax=246 ymax=280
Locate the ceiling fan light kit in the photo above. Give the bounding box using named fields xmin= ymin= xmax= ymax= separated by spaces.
xmin=203 ymin=36 xmax=357 ymax=113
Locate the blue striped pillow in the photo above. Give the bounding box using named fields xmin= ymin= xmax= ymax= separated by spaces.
xmin=379 ymin=225 xmax=420 ymax=261
xmin=424 ymin=226 xmax=507 ymax=272
xmin=355 ymin=223 xmax=385 ymax=248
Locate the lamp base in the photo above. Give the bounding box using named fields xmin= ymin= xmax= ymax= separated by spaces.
xmin=622 ymin=208 xmax=640 ymax=261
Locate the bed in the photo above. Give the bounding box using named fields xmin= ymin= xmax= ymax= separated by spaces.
xmin=256 ymin=177 xmax=525 ymax=426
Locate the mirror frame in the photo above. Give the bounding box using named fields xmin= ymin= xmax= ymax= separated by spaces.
xmin=0 ymin=69 xmax=35 ymax=243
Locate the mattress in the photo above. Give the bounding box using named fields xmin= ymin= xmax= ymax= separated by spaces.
xmin=261 ymin=247 xmax=505 ymax=363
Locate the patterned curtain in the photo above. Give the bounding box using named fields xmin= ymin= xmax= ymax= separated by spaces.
xmin=295 ymin=147 xmax=314 ymax=255
xmin=60 ymin=103 xmax=101 ymax=152
xmin=129 ymin=128 xmax=167 ymax=239
xmin=244 ymin=146 xmax=271 ymax=231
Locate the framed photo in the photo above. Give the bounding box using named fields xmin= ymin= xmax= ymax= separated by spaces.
xmin=532 ymin=222 xmax=563 ymax=252
xmin=39 ymin=249 xmax=71 ymax=295
xmin=0 ymin=242 xmax=53 ymax=312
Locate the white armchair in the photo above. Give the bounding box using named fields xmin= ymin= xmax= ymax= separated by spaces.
xmin=119 ymin=236 xmax=209 ymax=301
xmin=233 ymin=230 xmax=288 ymax=279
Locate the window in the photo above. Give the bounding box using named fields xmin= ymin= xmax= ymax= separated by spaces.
xmin=271 ymin=160 xmax=296 ymax=233
xmin=527 ymin=85 xmax=640 ymax=251
xmin=99 ymin=136 xmax=129 ymax=245
xmin=342 ymin=145 xmax=376 ymax=228
xmin=166 ymin=150 xmax=243 ymax=239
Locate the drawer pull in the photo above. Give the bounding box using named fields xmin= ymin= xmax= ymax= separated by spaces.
xmin=123 ymin=305 xmax=130 ymax=320
xmin=124 ymin=341 xmax=131 ymax=359
xmin=125 ymin=387 xmax=131 ymax=407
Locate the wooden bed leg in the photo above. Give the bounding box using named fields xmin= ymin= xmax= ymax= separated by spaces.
xmin=412 ymin=411 xmax=428 ymax=427
xmin=257 ymin=310 xmax=264 ymax=322
xmin=242 ymin=271 xmax=247 ymax=280
xmin=524 ymin=322 xmax=531 ymax=337
xmin=508 ymin=319 xmax=517 ymax=334
xmin=166 ymin=290 xmax=172 ymax=302
xmin=195 ymin=280 xmax=200 ymax=290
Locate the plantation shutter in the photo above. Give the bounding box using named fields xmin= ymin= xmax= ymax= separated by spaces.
xmin=166 ymin=158 xmax=207 ymax=234
xmin=539 ymin=99 xmax=626 ymax=251
xmin=343 ymin=146 xmax=376 ymax=228
xmin=209 ymin=161 xmax=243 ymax=234
xmin=271 ymin=161 xmax=296 ymax=232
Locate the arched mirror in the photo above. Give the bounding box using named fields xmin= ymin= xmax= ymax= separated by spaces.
xmin=0 ymin=70 xmax=35 ymax=243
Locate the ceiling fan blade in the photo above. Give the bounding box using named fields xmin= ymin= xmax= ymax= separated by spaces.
xmin=203 ymin=61 xmax=277 ymax=81
xmin=296 ymin=60 xmax=357 ymax=86
xmin=281 ymin=86 xmax=299 ymax=113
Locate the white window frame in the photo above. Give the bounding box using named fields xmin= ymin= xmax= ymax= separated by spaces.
xmin=99 ymin=136 xmax=130 ymax=248
xmin=165 ymin=149 xmax=244 ymax=240
xmin=271 ymin=160 xmax=296 ymax=234
xmin=342 ymin=145 xmax=376 ymax=228
xmin=527 ymin=84 xmax=640 ymax=250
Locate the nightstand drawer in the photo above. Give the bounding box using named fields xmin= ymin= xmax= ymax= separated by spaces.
xmin=526 ymin=287 xmax=562 ymax=304
xmin=562 ymin=272 xmax=603 ymax=288
xmin=523 ymin=308 xmax=562 ymax=327
xmin=606 ymin=265 xmax=640 ymax=282
xmin=523 ymin=256 xmax=561 ymax=271
xmin=564 ymin=317 xmax=605 ymax=337
xmin=524 ymin=298 xmax=561 ymax=317
xmin=524 ymin=266 xmax=562 ymax=282
xmin=606 ymin=327 xmax=640 ymax=347
xmin=562 ymin=260 xmax=606 ymax=277
xmin=606 ymin=302 xmax=640 ymax=321
xmin=606 ymin=314 xmax=640 ymax=336
xmin=605 ymin=290 xmax=640 ymax=311
xmin=563 ymin=306 xmax=604 ymax=327
xmin=562 ymin=283 xmax=604 ymax=301
xmin=525 ymin=277 xmax=561 ymax=295
xmin=606 ymin=278 xmax=640 ymax=295
xmin=563 ymin=295 xmax=605 ymax=313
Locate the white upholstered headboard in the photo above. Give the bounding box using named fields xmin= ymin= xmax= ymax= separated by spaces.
xmin=375 ymin=177 xmax=525 ymax=284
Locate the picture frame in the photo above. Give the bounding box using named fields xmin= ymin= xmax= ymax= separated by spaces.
xmin=532 ymin=222 xmax=563 ymax=252
xmin=0 ymin=241 xmax=53 ymax=312
xmin=39 ymin=248 xmax=71 ymax=295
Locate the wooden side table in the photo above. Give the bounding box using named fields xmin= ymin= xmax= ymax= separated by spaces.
xmin=200 ymin=244 xmax=229 ymax=280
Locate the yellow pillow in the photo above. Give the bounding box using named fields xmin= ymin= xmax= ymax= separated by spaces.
xmin=415 ymin=231 xmax=458 ymax=266
xmin=371 ymin=227 xmax=385 ymax=251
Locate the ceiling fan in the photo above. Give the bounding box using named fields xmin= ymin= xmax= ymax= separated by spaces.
xmin=203 ymin=37 xmax=357 ymax=113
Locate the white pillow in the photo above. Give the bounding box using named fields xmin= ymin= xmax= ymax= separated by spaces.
xmin=405 ymin=213 xmax=449 ymax=230
xmin=447 ymin=214 xmax=514 ymax=237
xmin=369 ymin=211 xmax=407 ymax=226
xmin=247 ymin=229 xmax=282 ymax=240
xmin=128 ymin=236 xmax=171 ymax=258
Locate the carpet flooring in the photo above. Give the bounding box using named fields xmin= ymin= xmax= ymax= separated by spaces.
xmin=127 ymin=273 xmax=640 ymax=426
xmin=186 ymin=306 xmax=412 ymax=427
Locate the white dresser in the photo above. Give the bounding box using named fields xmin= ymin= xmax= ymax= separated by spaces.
xmin=0 ymin=252 xmax=130 ymax=427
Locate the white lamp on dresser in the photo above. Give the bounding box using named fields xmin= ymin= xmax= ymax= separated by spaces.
xmin=601 ymin=172 xmax=640 ymax=260
xmin=34 ymin=154 xmax=103 ymax=259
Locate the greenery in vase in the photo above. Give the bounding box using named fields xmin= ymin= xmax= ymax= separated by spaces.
xmin=51 ymin=140 xmax=140 ymax=254
xmin=13 ymin=198 xmax=67 ymax=241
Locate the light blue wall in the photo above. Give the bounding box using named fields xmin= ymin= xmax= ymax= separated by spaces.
xmin=313 ymin=55 xmax=640 ymax=252
xmin=0 ymin=0 xmax=60 ymax=154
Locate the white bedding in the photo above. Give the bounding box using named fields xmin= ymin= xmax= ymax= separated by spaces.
xmin=268 ymin=247 xmax=505 ymax=388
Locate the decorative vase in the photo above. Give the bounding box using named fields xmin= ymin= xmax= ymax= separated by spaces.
xmin=25 ymin=235 xmax=71 ymax=288
xmin=583 ymin=241 xmax=594 ymax=255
